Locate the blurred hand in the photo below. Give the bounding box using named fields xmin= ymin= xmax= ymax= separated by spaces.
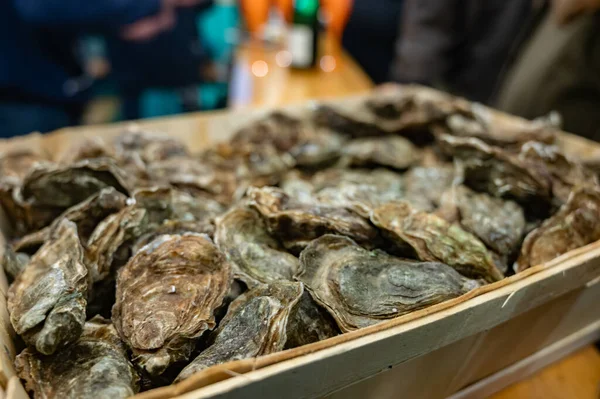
xmin=121 ymin=0 xmax=176 ymax=41
xmin=552 ymin=0 xmax=600 ymax=25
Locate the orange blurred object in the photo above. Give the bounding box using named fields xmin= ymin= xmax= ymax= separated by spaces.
xmin=273 ymin=0 xmax=293 ymax=22
xmin=320 ymin=0 xmax=353 ymax=40
xmin=240 ymin=0 xmax=271 ymax=35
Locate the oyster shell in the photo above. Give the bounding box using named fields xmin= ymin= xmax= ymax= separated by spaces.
xmin=14 ymin=187 xmax=128 ymax=254
xmin=515 ymin=187 xmax=600 ymax=272
xmin=147 ymin=157 xmax=238 ymax=205
xmin=1 ymin=245 xmax=29 ymax=280
xmin=112 ymin=131 xmax=189 ymax=163
xmin=112 ymin=234 xmax=232 ymax=375
xmin=341 ymin=136 xmax=420 ymax=170
xmin=59 ymin=137 xmax=114 ymax=164
xmin=438 ymin=135 xmax=552 ymax=211
xmin=289 ymin=129 xmax=346 ymax=167
xmin=371 ymin=202 xmax=503 ymax=282
xmin=175 ymin=281 xmax=302 ymax=382
xmin=298 ymin=235 xmax=478 ymax=331
xmin=454 ymin=186 xmax=526 ymax=256
xmin=247 ymin=186 xmax=380 ymax=254
xmin=8 ymin=219 xmax=89 ymax=354
xmin=231 ymin=112 xmax=303 ymax=152
xmin=285 ymin=290 xmax=339 ymax=349
xmin=215 ymin=207 xmax=300 ymax=286
xmin=15 ymin=316 xmax=139 ymax=399
xmin=402 ymin=165 xmax=456 ymax=211
xmin=4 ymin=158 xmax=132 ymax=235
xmin=314 ymin=169 xmax=404 ymax=217
xmin=519 ymin=141 xmax=599 ymax=203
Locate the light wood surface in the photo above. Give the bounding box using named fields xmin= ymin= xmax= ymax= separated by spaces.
xmin=493 ymin=346 xmax=600 ymax=399
xmin=229 ymin=36 xmax=373 ymax=109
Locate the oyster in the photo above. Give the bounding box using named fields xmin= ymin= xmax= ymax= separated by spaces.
xmin=4 ymin=158 xmax=132 ymax=235
xmin=1 ymin=245 xmax=29 ymax=280
xmin=402 ymin=165 xmax=456 ymax=211
xmin=147 ymin=157 xmax=238 ymax=205
xmin=215 ymin=207 xmax=300 ymax=286
xmin=371 ymin=202 xmax=503 ymax=282
xmin=112 ymin=130 xmax=189 ymax=163
xmin=313 ymin=105 xmax=387 ymax=138
xmin=8 ymin=219 xmax=89 ymax=355
xmin=175 ymin=281 xmax=302 ymax=382
xmin=289 ymin=129 xmax=346 ymax=167
xmin=112 ymin=234 xmax=232 ymax=375
xmin=15 ymin=316 xmax=139 ymax=399
xmin=341 ymin=136 xmax=419 ymax=170
xmin=247 ymin=186 xmax=380 ymax=253
xmin=314 ymin=169 xmax=404 ymax=217
xmin=298 ymin=235 xmax=478 ymax=331
xmin=231 ymin=112 xmax=303 ymax=152
xmin=85 ymin=206 xmax=147 ymax=284
xmin=280 ymin=170 xmax=316 ymax=203
xmin=438 ymin=134 xmax=552 ymax=211
xmin=14 ymin=187 xmax=128 ymax=253
xmin=454 ymin=186 xmax=526 ymax=256
xmin=59 ymin=137 xmax=114 ymax=164
xmin=285 ymin=290 xmax=339 ymax=349
xmin=0 ymin=150 xmax=50 ymax=183
xmin=515 ymin=187 xmax=600 ymax=272
xmin=519 ymin=141 xmax=599 ymax=203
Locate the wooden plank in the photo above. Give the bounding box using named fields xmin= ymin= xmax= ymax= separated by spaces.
xmin=159 ymin=243 xmax=600 ymax=399
xmin=5 ymin=377 xmax=27 ymax=399
xmin=450 ymin=324 xmax=600 ymax=399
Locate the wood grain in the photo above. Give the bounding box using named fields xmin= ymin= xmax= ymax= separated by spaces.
xmin=493 ymin=346 xmax=600 ymax=399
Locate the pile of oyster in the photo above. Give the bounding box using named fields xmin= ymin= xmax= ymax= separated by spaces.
xmin=3 ymin=86 xmax=600 ymax=398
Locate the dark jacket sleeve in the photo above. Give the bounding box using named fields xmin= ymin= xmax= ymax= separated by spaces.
xmin=13 ymin=0 xmax=162 ymax=27
xmin=392 ymin=0 xmax=460 ymax=85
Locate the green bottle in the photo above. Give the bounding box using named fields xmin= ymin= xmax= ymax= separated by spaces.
xmin=289 ymin=0 xmax=320 ymax=69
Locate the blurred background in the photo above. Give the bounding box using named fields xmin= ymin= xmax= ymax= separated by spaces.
xmin=2 ymin=0 xmax=600 ymax=139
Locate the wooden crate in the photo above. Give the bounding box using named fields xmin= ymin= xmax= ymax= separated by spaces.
xmin=1 ymin=87 xmax=600 ymax=399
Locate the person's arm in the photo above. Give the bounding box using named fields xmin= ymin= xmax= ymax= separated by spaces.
xmin=552 ymin=0 xmax=600 ymax=24
xmin=391 ymin=0 xmax=460 ymax=85
xmin=12 ymin=0 xmax=162 ymax=27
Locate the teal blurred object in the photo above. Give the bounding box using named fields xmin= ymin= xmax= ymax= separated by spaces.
xmin=139 ymin=3 xmax=239 ymax=119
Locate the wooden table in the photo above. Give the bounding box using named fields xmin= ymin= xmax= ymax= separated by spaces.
xmin=228 ymin=37 xmax=373 ymax=109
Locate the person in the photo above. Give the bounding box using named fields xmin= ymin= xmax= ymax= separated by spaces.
xmin=105 ymin=3 xmax=216 ymax=120
xmin=342 ymin=0 xmax=404 ymax=84
xmin=0 ymin=0 xmax=193 ymax=137
xmin=496 ymin=0 xmax=600 ymax=140
xmin=391 ymin=0 xmax=532 ymax=104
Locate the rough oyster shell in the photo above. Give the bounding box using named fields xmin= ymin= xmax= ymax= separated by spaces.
xmin=13 ymin=187 xmax=128 ymax=254
xmin=215 ymin=207 xmax=300 ymax=286
xmin=371 ymin=202 xmax=503 ymax=282
xmin=438 ymin=134 xmax=552 ymax=213
xmin=341 ymin=136 xmax=420 ymax=170
xmin=247 ymin=186 xmax=380 ymax=254
xmin=8 ymin=219 xmax=89 ymax=354
xmin=112 ymin=130 xmax=189 ymax=163
xmin=112 ymin=234 xmax=232 ymax=375
xmin=231 ymin=112 xmax=303 ymax=153
xmin=284 ymin=289 xmax=339 ymax=349
xmin=15 ymin=316 xmax=139 ymax=399
xmin=4 ymin=158 xmax=132 ymax=236
xmin=298 ymin=235 xmax=478 ymax=331
xmin=454 ymin=186 xmax=526 ymax=256
xmin=402 ymin=165 xmax=456 ymax=212
xmin=175 ymin=281 xmax=302 ymax=382
xmin=519 ymin=141 xmax=600 ymax=203
xmin=515 ymin=187 xmax=600 ymax=272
